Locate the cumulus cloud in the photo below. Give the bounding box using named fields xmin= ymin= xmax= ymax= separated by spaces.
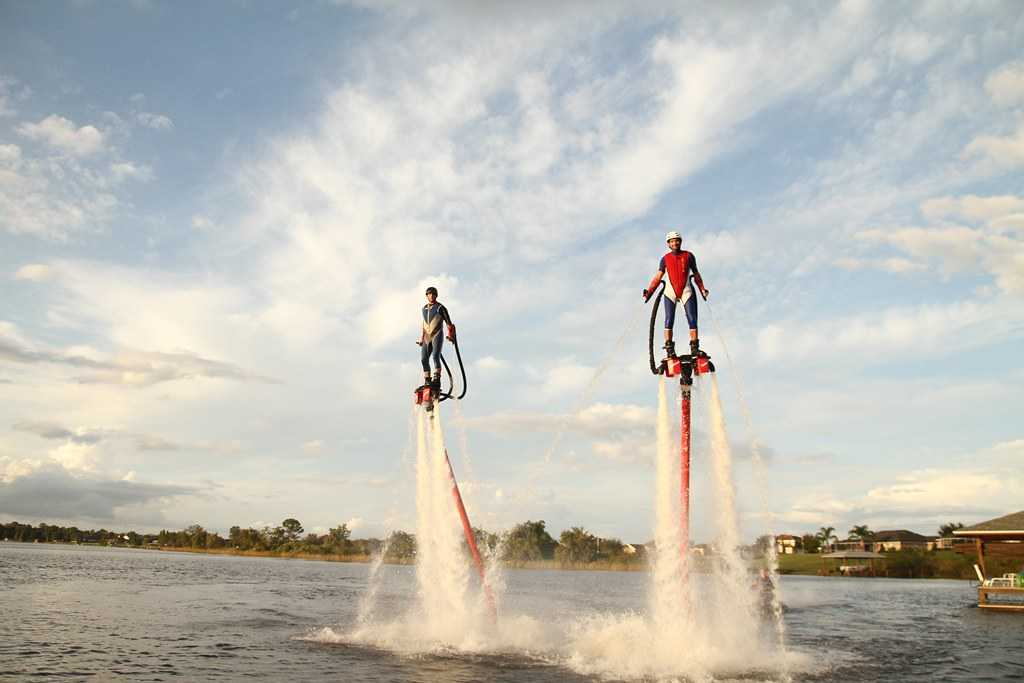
xmin=14 ymin=420 xmax=106 ymax=444
xmin=467 ymin=402 xmax=654 ymax=437
xmin=17 ymin=114 xmax=106 ymax=157
xmin=0 ymin=462 xmax=195 ymax=520
xmin=757 ymin=296 xmax=1024 ymax=364
xmin=776 ymin=440 xmax=1024 ymax=533
xmin=135 ymin=112 xmax=174 ymax=130
xmin=921 ymin=194 xmax=1024 ymax=224
xmin=963 ymin=122 xmax=1024 ymax=169
xmin=191 ymin=215 xmax=215 ymax=230
xmin=0 ymin=321 xmax=275 ymax=386
xmin=109 ymin=161 xmax=153 ymax=182
xmin=0 ymin=143 xmax=21 ymax=165
xmin=13 ymin=264 xmax=53 ymax=282
xmin=985 ymin=60 xmax=1024 ymax=106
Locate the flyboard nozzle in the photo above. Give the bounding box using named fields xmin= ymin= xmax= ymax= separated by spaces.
xmin=414 ymin=384 xmax=434 ymax=409
xmin=694 ymin=355 xmax=715 ymax=375
xmin=661 ymin=353 xmax=714 ymax=386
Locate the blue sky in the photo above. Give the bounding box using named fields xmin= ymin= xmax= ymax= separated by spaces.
xmin=2 ymin=1 xmax=1022 ymax=543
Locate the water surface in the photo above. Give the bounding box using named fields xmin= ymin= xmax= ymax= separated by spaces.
xmin=1 ymin=543 xmax=1021 ymax=681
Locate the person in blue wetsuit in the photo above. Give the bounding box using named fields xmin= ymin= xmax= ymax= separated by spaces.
xmin=420 ymin=286 xmax=456 ymax=390
xmin=643 ymin=231 xmax=709 ymax=359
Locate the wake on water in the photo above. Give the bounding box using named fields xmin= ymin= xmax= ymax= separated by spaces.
xmin=307 ymin=383 xmax=803 ymax=680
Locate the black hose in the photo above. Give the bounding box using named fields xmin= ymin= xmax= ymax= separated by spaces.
xmin=437 ymin=336 xmax=468 ymax=402
xmin=648 ymin=281 xmax=666 ymax=375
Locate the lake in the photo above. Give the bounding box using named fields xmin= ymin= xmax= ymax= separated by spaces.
xmin=1 ymin=543 xmax=1021 ymax=681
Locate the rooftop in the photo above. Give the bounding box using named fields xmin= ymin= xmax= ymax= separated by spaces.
xmin=954 ymin=510 xmax=1024 ymax=535
xmin=871 ymin=530 xmax=930 ymax=542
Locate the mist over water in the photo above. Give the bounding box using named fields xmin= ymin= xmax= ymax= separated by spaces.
xmin=311 ymin=385 xmax=799 ymax=680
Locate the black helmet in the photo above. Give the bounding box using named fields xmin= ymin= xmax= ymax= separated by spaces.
xmin=425 ymin=286 xmax=438 ymax=296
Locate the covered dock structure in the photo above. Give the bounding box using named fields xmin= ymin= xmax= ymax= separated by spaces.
xmin=954 ymin=510 xmax=1024 ymax=612
xmin=820 ymin=550 xmax=883 ymax=576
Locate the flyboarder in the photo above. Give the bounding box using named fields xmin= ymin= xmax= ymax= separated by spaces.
xmin=419 ymin=286 xmax=456 ymax=393
xmin=643 ymin=231 xmax=709 ymax=360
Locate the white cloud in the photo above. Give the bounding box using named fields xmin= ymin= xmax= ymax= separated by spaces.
xmin=475 ymin=356 xmax=508 ymax=371
xmin=49 ymin=441 xmax=99 ymax=473
xmin=757 ymin=296 xmax=1024 ymax=364
xmin=14 ymin=264 xmax=54 ymax=282
xmin=985 ymin=60 xmax=1024 ymax=106
xmin=0 ymin=456 xmax=43 ymax=484
xmin=191 ymin=215 xmax=215 ymax=230
xmin=17 ymin=114 xmax=106 ymax=157
xmin=0 ymin=143 xmax=21 ymax=165
xmin=302 ymin=439 xmax=324 ymax=454
xmin=888 ymin=30 xmax=944 ymax=65
xmin=136 ymin=112 xmax=174 ymax=130
xmin=467 ymin=402 xmax=653 ymax=437
xmin=921 ymin=194 xmax=1024 ymax=224
xmin=833 ymin=58 xmax=879 ymax=97
xmin=833 ymin=256 xmax=924 ymax=274
xmin=109 ymin=161 xmax=152 ymax=182
xmin=963 ymin=121 xmax=1024 ymax=169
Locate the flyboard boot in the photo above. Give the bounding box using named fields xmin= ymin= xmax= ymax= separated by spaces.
xmin=690 ymin=338 xmax=709 ymax=360
xmin=414 ymin=373 xmax=434 ymax=410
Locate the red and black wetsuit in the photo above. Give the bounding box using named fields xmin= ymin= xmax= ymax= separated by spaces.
xmin=658 ymin=249 xmax=704 ymax=330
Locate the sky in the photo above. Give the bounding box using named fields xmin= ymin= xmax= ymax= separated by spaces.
xmin=1 ymin=0 xmax=1022 ymax=544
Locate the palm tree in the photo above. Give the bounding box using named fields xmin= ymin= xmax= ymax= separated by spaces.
xmin=817 ymin=526 xmax=836 ymax=553
xmin=849 ymin=524 xmax=872 ymax=539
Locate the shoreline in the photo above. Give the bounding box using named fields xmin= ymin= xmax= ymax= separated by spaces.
xmin=2 ymin=540 xmax=984 ymax=578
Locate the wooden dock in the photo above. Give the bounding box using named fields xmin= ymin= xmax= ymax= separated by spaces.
xmin=954 ymin=510 xmax=1024 ymax=613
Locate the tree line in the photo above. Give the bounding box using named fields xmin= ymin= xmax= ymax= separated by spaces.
xmin=2 ymin=518 xmax=641 ymax=566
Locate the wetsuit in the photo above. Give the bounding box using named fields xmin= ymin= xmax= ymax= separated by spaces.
xmin=421 ymin=302 xmax=453 ymax=375
xmin=659 ymin=250 xmax=705 ymax=331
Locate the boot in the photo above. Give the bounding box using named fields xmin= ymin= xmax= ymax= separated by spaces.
xmin=664 ymin=341 xmax=677 ymax=358
xmin=431 ymin=373 xmax=441 ymax=393
xmin=690 ymin=338 xmax=708 ymax=359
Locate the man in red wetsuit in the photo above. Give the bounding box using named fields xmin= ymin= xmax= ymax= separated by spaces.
xmin=643 ymin=231 xmax=709 ymax=359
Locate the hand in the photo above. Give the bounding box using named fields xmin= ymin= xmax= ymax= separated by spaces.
xmin=643 ymin=288 xmax=651 ymax=303
xmin=446 ymin=325 xmax=456 ymax=342
xmin=701 ymin=288 xmax=709 ymax=300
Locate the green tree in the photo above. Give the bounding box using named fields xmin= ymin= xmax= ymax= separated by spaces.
xmin=801 ymin=533 xmax=821 ymax=553
xmin=385 ymin=531 xmax=416 ymax=560
xmin=938 ymin=522 xmax=964 ymax=538
xmin=848 ymin=524 xmax=872 ymax=540
xmin=502 ymin=520 xmax=558 ymax=561
xmin=327 ymin=524 xmax=351 ymax=553
xmin=281 ymin=518 xmax=304 ymax=542
xmin=472 ymin=527 xmax=499 ymax=555
xmin=599 ymin=537 xmax=624 ymax=558
xmin=817 ymin=526 xmax=836 ymax=552
xmin=556 ymin=527 xmax=598 ymax=564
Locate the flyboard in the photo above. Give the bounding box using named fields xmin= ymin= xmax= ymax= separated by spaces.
xmin=412 ymin=334 xmax=497 ymax=621
xmin=645 ymin=280 xmax=715 ymax=561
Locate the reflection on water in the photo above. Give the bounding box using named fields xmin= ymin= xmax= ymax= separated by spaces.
xmin=1 ymin=543 xmax=1022 ymax=682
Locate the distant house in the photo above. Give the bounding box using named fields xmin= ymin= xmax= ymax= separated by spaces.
xmin=834 ymin=537 xmax=870 ymax=552
xmin=622 ymin=543 xmax=647 ymax=556
xmin=774 ymin=534 xmax=802 ymax=555
xmin=870 ymin=530 xmax=930 ymax=552
xmin=927 ymin=535 xmax=974 ymax=551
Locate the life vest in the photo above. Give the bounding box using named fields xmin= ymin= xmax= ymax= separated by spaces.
xmin=663 ymin=250 xmax=695 ymax=301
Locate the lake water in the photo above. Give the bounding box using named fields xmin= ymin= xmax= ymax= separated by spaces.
xmin=1 ymin=543 xmax=1022 ymax=682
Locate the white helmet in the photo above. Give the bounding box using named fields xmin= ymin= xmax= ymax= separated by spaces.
xmin=665 ymin=231 xmax=681 ymax=243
